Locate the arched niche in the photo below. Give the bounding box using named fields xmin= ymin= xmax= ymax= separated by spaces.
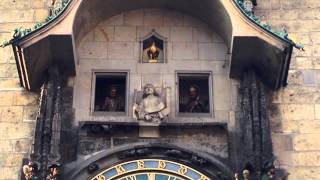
xmin=73 ymin=0 xmax=233 ymax=46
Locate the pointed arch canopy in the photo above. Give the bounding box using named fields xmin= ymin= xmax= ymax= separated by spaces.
xmin=11 ymin=0 xmax=294 ymax=91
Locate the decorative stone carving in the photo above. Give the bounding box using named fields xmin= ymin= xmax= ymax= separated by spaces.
xmin=133 ymin=84 xmax=170 ymax=123
xmin=87 ymin=163 xmax=99 ymax=174
xmin=117 ymin=148 xmax=152 ymax=159
xmin=243 ymin=0 xmax=254 ymax=13
xmin=165 ymin=149 xmax=188 ymax=159
xmin=191 ymin=155 xmax=207 ymax=165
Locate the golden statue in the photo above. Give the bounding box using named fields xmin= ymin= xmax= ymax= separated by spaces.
xmin=143 ymin=41 xmax=164 ymax=63
xmin=148 ymin=42 xmax=159 ymax=60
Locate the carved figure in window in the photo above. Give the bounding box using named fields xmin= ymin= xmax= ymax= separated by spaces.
xmin=94 ymin=73 xmax=126 ymax=112
xmin=141 ymin=30 xmax=166 ymax=63
xmin=179 ymin=74 xmax=210 ymax=113
xmin=103 ymin=85 xmax=124 ymax=112
xmin=185 ymin=85 xmax=207 ymax=113
xmin=133 ymin=84 xmax=170 ymax=123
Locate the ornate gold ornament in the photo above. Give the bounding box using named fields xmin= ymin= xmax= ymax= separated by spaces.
xmin=178 ymin=165 xmax=188 ymax=175
xmin=140 ymin=30 xmax=167 ymax=63
xmin=115 ymin=165 xmax=126 ymax=174
xmin=96 ymin=175 xmax=106 ymax=180
xmin=200 ymin=175 xmax=210 ymax=180
xmin=147 ymin=173 xmax=156 ymax=180
xmin=147 ymin=42 xmax=160 ymax=62
xmin=137 ymin=160 xmax=145 ymax=169
xmin=158 ymin=160 xmax=166 ymax=169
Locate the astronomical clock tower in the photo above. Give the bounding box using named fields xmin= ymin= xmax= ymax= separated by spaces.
xmin=0 ymin=0 xmax=309 ymax=180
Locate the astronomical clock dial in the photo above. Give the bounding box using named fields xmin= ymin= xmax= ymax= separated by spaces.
xmin=91 ymin=159 xmax=210 ymax=180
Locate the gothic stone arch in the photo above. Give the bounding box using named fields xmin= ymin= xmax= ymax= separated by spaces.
xmin=63 ymin=143 xmax=233 ymax=180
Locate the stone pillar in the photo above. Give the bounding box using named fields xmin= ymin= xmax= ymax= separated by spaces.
xmin=237 ymin=70 xmax=273 ymax=178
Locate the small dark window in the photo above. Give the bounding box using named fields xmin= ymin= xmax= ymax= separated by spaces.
xmin=94 ymin=72 xmax=127 ymax=112
xmin=178 ymin=73 xmax=211 ymax=113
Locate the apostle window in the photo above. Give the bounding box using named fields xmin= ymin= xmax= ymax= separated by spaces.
xmin=93 ymin=72 xmax=127 ymax=113
xmin=177 ymin=73 xmax=212 ymax=114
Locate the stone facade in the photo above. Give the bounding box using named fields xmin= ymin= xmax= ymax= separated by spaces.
xmin=0 ymin=1 xmax=51 ymax=179
xmin=0 ymin=0 xmax=319 ymax=179
xmin=254 ymin=1 xmax=320 ymax=179
xmin=75 ymin=9 xmax=232 ymax=124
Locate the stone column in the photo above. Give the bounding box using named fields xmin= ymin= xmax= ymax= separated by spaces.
xmin=237 ymin=70 xmax=273 ymax=177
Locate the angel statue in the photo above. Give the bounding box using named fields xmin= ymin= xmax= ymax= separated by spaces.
xmin=133 ymin=84 xmax=169 ymax=123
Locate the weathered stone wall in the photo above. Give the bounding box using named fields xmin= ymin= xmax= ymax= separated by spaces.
xmin=255 ymin=1 xmax=320 ymax=179
xmin=0 ymin=0 xmax=50 ymax=179
xmin=79 ymin=125 xmax=229 ymax=159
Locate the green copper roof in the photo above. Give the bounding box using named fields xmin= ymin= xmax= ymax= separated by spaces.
xmin=1 ymin=0 xmax=72 ymax=47
xmin=234 ymin=0 xmax=304 ymax=50
xmin=1 ymin=0 xmax=304 ymax=50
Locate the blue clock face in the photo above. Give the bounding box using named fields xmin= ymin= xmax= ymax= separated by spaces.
xmin=119 ymin=173 xmax=184 ymax=180
xmin=91 ymin=159 xmax=210 ymax=180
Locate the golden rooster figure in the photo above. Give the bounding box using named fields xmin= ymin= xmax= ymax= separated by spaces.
xmin=147 ymin=42 xmax=160 ymax=62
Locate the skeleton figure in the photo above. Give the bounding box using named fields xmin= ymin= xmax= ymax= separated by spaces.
xmin=103 ymin=85 xmax=124 ymax=112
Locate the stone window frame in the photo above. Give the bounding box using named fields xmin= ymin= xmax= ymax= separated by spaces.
xmin=90 ymin=70 xmax=130 ymax=117
xmin=175 ymin=71 xmax=214 ymax=118
xmin=139 ymin=29 xmax=168 ymax=63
